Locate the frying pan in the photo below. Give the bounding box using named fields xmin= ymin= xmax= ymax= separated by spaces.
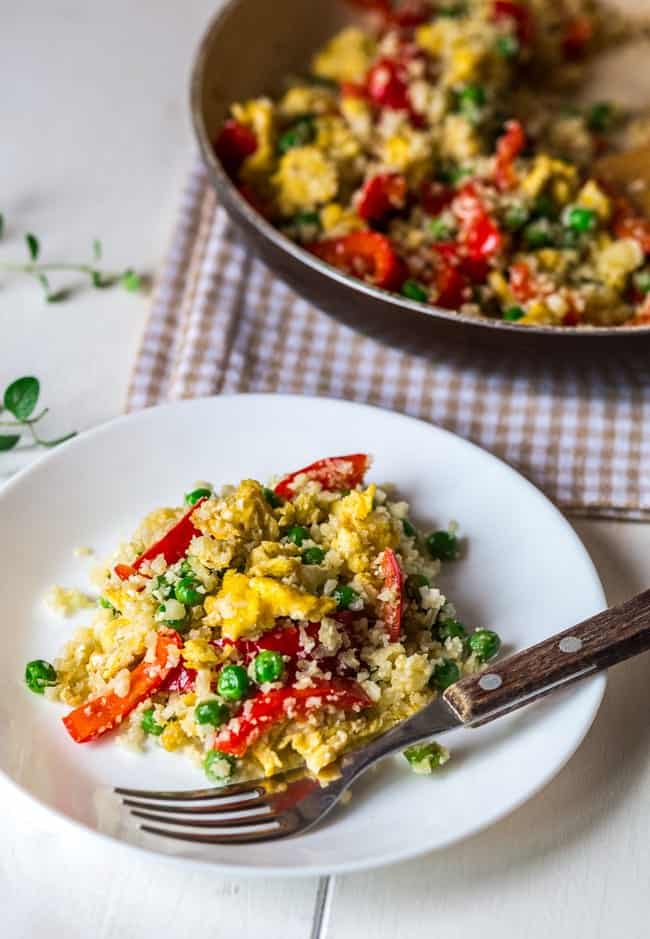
xmin=190 ymin=0 xmax=650 ymax=356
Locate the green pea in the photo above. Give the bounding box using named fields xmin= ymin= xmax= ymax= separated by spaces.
xmin=404 ymin=741 xmax=449 ymax=769
xmin=286 ymin=525 xmax=310 ymax=546
xmin=430 ymin=660 xmax=460 ymax=691
xmin=401 ymin=279 xmax=428 ymax=303
xmin=439 ymin=2 xmax=466 ymax=15
xmin=457 ymin=84 xmax=486 ymax=123
xmin=333 ymin=584 xmax=359 ymax=609
xmin=428 ymin=217 xmax=454 ymax=240
xmin=503 ymin=306 xmax=525 ymax=321
xmin=195 ymin=700 xmax=229 ymax=726
xmin=217 ymin=664 xmax=249 ymax=700
xmin=437 ymin=162 xmax=472 ymax=186
xmin=469 ymin=628 xmax=501 ymax=661
xmin=523 ymin=219 xmax=555 ymax=249
xmin=426 ymin=530 xmax=460 ymax=561
xmin=204 ymin=749 xmax=237 ymax=783
xmin=293 ymin=211 xmax=321 ymax=227
xmin=174 ymin=577 xmax=202 ymax=607
xmin=402 ymin=518 xmax=416 ymax=538
xmin=25 ymin=659 xmax=57 ymax=695
xmin=532 ymin=194 xmax=557 ymax=220
xmin=254 ymin=650 xmax=285 ymax=683
xmin=496 ymin=34 xmax=520 ymax=58
xmin=587 ymin=102 xmax=614 ymax=133
xmin=263 ymin=487 xmax=283 ymax=509
xmin=302 ymin=546 xmax=325 ymax=565
xmin=406 ymin=574 xmax=430 ymax=602
xmin=565 ymin=206 xmax=596 ymax=233
xmin=141 ymin=707 xmax=164 ymax=736
xmin=185 ymin=487 xmax=212 ymax=505
xmin=633 ymin=270 xmax=650 ymax=294
xmin=277 ymin=116 xmax=315 ymax=155
xmin=504 ymin=203 xmax=529 ymax=232
xmin=438 ymin=618 xmax=467 ymax=640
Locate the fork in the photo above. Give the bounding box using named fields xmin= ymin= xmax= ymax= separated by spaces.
xmin=116 ymin=588 xmax=650 ymax=845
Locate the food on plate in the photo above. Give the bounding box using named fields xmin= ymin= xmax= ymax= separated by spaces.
xmin=216 ymin=0 xmax=650 ymax=327
xmin=26 ymin=454 xmax=501 ymax=784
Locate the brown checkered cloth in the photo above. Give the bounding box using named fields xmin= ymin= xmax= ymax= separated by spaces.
xmin=126 ymin=160 xmax=650 ymax=520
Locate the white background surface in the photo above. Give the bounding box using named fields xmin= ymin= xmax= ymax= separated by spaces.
xmin=1 ymin=2 xmax=649 ymax=937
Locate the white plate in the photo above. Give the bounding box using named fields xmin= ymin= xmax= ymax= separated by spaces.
xmin=0 ymin=394 xmax=605 ymax=877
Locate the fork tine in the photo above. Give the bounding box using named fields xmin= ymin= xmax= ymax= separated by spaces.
xmin=121 ymin=793 xmax=269 ymax=814
xmin=114 ymin=780 xmax=266 ymax=801
xmin=139 ymin=821 xmax=296 ymax=845
xmin=129 ymin=808 xmax=278 ymax=828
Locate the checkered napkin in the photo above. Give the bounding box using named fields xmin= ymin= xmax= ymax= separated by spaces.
xmin=126 ymin=160 xmax=650 ymax=520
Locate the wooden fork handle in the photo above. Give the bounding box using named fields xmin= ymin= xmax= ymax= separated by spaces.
xmin=443 ymin=588 xmax=650 ymax=725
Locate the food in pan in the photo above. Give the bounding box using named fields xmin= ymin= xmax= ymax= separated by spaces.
xmin=216 ymin=0 xmax=650 ymax=328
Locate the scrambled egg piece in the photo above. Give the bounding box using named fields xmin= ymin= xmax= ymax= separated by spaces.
xmin=194 ymin=479 xmax=278 ymax=548
xmin=594 ymin=237 xmax=644 ymax=289
xmin=329 ymin=485 xmax=399 ymax=574
xmin=576 ymin=180 xmax=612 ymax=221
xmin=520 ymin=155 xmax=578 ymax=201
xmin=278 ymin=85 xmax=336 ymax=118
xmin=204 ymin=570 xmax=336 ymax=639
xmin=231 ymin=98 xmax=275 ymax=178
xmin=311 ymin=27 xmax=376 ymax=83
xmin=272 ymin=146 xmax=339 ymax=215
xmin=320 ymin=202 xmax=364 ymax=235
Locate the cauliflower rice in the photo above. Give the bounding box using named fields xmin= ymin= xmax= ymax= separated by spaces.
xmin=28 ymin=454 xmax=501 ymax=785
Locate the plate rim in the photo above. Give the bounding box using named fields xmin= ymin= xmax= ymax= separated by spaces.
xmin=0 ymin=392 xmax=607 ymax=877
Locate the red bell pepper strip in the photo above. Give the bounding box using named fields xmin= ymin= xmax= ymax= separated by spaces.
xmin=62 ymin=631 xmax=183 ymax=743
xmin=455 ymin=183 xmax=503 ymax=264
xmin=431 ymin=243 xmax=469 ymax=310
xmin=358 ymin=173 xmax=408 ymax=224
xmin=419 ymin=180 xmax=454 ymax=216
xmin=380 ymin=548 xmax=404 ymax=643
xmin=161 ymin=663 xmax=198 ymax=693
xmin=494 ymin=120 xmax=526 ymax=191
xmin=115 ymin=498 xmax=207 ymax=581
xmin=388 ymin=1 xmax=434 ymax=29
xmin=492 ymin=1 xmax=535 ymax=45
xmin=562 ymin=16 xmax=594 ymax=60
xmin=214 ymin=680 xmax=371 ymax=757
xmin=274 ymin=453 xmax=370 ymax=500
xmin=215 ymin=119 xmax=258 ymax=177
xmin=509 ymin=260 xmax=539 ymax=302
xmin=309 ymin=231 xmax=407 ymax=291
xmin=215 ymin=623 xmax=306 ymax=660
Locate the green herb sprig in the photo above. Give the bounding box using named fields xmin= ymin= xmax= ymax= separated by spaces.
xmin=0 ymin=214 xmax=143 ymax=303
xmin=0 ymin=377 xmax=76 ymax=451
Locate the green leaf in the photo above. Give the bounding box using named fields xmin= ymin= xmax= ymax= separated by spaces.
xmin=92 ymin=238 xmax=102 ymax=261
xmin=91 ymin=270 xmax=114 ymax=289
xmin=121 ymin=268 xmax=142 ymax=292
xmin=38 ymin=430 xmax=77 ymax=448
xmin=4 ymin=376 xmax=40 ymax=420
xmin=46 ymin=288 xmax=71 ymax=303
xmin=26 ymin=233 xmax=40 ymax=261
xmin=0 ymin=434 xmax=20 ymax=451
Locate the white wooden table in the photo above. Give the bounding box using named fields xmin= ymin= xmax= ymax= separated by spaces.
xmin=2 ymin=3 xmax=649 ymax=936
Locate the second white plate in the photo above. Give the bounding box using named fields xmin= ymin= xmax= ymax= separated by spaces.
xmin=0 ymin=394 xmax=605 ymax=876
